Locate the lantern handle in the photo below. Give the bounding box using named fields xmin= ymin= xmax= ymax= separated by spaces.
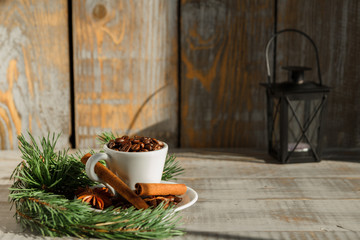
xmin=265 ymin=29 xmax=322 ymax=85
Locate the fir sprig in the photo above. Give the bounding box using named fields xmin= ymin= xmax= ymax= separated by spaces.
xmin=10 ymin=189 xmax=182 ymax=238
xmin=9 ymin=132 xmax=185 ymax=239
xmin=97 ymin=131 xmax=184 ymax=181
xmin=12 ymin=132 xmax=93 ymax=198
xmin=97 ymin=131 xmax=117 ymax=145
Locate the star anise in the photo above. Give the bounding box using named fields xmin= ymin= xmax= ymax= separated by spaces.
xmin=76 ymin=186 xmax=113 ymax=210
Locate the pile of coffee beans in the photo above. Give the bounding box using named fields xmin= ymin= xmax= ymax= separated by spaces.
xmin=107 ymin=135 xmax=165 ymax=152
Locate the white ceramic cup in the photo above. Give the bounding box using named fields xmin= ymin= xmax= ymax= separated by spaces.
xmin=85 ymin=142 xmax=168 ymax=190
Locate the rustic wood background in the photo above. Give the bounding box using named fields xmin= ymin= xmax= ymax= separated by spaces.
xmin=0 ymin=0 xmax=70 ymax=149
xmin=0 ymin=0 xmax=359 ymax=150
xmin=72 ymin=0 xmax=178 ymax=148
xmin=180 ymin=0 xmax=274 ymax=148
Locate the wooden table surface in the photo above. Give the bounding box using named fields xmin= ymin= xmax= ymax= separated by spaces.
xmin=1 ymin=149 xmax=360 ymax=240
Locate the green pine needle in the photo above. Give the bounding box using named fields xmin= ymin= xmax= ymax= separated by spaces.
xmin=9 ymin=189 xmax=183 ymax=239
xmin=12 ymin=132 xmax=93 ymax=198
xmin=9 ymin=132 xmax=185 ymax=239
xmin=97 ymin=131 xmax=117 ymax=145
xmin=162 ymin=154 xmax=184 ymax=181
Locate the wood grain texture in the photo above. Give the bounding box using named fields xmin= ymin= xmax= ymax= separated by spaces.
xmin=0 ymin=0 xmax=71 ymax=150
xmin=72 ymin=0 xmax=178 ymax=148
xmin=277 ymin=0 xmax=360 ymax=148
xmin=1 ymin=149 xmax=360 ymax=239
xmin=180 ymin=0 xmax=274 ymax=148
xmin=176 ymin=155 xmax=360 ymax=237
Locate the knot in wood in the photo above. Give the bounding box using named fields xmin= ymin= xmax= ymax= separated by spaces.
xmin=92 ymin=4 xmax=107 ymax=20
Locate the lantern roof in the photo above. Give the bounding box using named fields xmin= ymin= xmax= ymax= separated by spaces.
xmin=260 ymin=81 xmax=330 ymax=95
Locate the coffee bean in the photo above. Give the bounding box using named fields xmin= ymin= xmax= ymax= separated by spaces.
xmin=145 ymin=144 xmax=152 ymax=151
xmin=131 ymin=144 xmax=141 ymax=151
xmin=108 ymin=135 xmax=165 ymax=152
xmin=108 ymin=140 xmax=116 ymax=148
xmin=152 ymin=138 xmax=159 ymax=144
xmin=174 ymin=196 xmax=182 ymax=203
xmin=121 ymin=143 xmax=131 ymax=152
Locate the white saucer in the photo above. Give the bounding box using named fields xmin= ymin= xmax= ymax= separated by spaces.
xmin=161 ymin=181 xmax=198 ymax=212
xmin=78 ymin=181 xmax=198 ymax=212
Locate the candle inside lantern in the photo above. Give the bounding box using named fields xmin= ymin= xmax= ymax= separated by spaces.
xmin=288 ymin=142 xmax=310 ymax=152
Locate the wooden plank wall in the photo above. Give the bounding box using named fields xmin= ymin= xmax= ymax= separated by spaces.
xmin=72 ymin=0 xmax=179 ymax=148
xmin=0 ymin=0 xmax=359 ymax=150
xmin=0 ymin=0 xmax=70 ymax=150
xmin=277 ymin=0 xmax=360 ymax=148
xmin=180 ymin=0 xmax=274 ymax=148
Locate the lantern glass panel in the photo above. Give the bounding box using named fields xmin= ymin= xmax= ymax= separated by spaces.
xmin=270 ymin=97 xmax=281 ymax=153
xmin=287 ymin=96 xmax=322 ymax=154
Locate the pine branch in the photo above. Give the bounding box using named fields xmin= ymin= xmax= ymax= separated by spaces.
xmin=9 ymin=189 xmax=183 ymax=239
xmin=97 ymin=131 xmax=117 ymax=146
xmin=162 ymin=154 xmax=184 ymax=181
xmin=9 ymin=132 xmax=185 ymax=239
xmin=13 ymin=132 xmax=93 ymax=198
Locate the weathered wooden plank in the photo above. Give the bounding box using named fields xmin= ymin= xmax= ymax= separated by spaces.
xmin=180 ymin=231 xmax=360 ymax=240
xmin=177 ymin=157 xmax=360 ymax=179
xmin=180 ymin=0 xmax=274 ymax=148
xmin=0 ymin=151 xmax=21 ymax=182
xmin=180 ymin=199 xmax=360 ymax=232
xmin=0 ymin=0 xmax=71 ymax=150
xmin=276 ymin=0 xmax=360 ymax=148
xmin=2 ymin=149 xmax=360 ymax=180
xmin=1 ymin=228 xmax=359 ymax=240
xmin=181 ymin=177 xmax=360 ymax=200
xmin=72 ymin=0 xmax=179 ymax=148
xmin=2 ymin=149 xmax=360 ymax=238
xmin=0 ymin=230 xmax=54 ymax=240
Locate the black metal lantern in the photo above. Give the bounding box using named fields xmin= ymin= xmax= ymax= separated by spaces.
xmin=261 ymin=29 xmax=330 ymax=163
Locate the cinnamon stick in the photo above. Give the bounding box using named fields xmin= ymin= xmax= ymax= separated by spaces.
xmin=135 ymin=183 xmax=187 ymax=196
xmin=81 ymin=153 xmax=149 ymax=209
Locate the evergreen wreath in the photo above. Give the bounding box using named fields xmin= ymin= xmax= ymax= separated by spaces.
xmin=9 ymin=132 xmax=185 ymax=239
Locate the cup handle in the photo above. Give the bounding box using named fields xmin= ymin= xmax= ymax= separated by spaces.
xmin=85 ymin=153 xmax=116 ymax=195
